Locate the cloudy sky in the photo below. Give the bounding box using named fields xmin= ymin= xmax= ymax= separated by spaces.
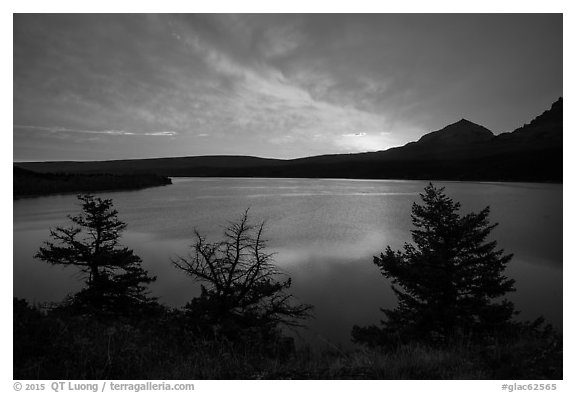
xmin=14 ymin=14 xmax=562 ymax=161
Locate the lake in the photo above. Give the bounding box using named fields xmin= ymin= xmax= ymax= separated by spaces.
xmin=13 ymin=178 xmax=563 ymax=347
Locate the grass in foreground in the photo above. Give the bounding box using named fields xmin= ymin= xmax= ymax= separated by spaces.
xmin=14 ymin=299 xmax=561 ymax=380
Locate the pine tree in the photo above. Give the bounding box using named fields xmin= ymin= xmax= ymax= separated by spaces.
xmin=36 ymin=194 xmax=156 ymax=315
xmin=352 ymin=183 xmax=516 ymax=346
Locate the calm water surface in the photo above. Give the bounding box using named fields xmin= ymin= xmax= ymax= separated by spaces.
xmin=13 ymin=178 xmax=562 ymax=347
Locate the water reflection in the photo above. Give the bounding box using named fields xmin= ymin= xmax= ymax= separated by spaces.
xmin=13 ymin=178 xmax=562 ymax=347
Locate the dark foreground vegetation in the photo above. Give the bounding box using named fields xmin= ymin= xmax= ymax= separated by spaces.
xmin=13 ymin=186 xmax=562 ymax=379
xmin=14 ymin=298 xmax=561 ymax=379
xmin=13 ymin=166 xmax=171 ymax=198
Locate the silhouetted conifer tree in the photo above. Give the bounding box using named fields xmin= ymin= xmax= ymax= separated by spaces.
xmin=36 ymin=195 xmax=156 ymax=315
xmin=352 ymin=183 xmax=516 ymax=347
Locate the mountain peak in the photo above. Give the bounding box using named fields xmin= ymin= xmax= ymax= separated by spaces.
xmin=417 ymin=119 xmax=494 ymax=146
xmin=454 ymin=118 xmax=476 ymax=125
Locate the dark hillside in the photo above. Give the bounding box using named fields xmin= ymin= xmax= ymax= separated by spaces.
xmin=14 ymin=166 xmax=172 ymax=198
xmin=16 ymin=98 xmax=562 ymax=183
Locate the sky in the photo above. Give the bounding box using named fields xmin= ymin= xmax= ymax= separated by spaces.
xmin=13 ymin=14 xmax=562 ymax=162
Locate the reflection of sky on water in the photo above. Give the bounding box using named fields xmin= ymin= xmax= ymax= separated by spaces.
xmin=14 ymin=178 xmax=562 ymax=347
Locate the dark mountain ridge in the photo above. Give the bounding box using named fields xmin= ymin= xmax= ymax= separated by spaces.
xmin=492 ymin=97 xmax=562 ymax=151
xmin=16 ymin=98 xmax=562 ymax=183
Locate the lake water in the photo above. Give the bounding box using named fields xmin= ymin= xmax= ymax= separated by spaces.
xmin=13 ymin=178 xmax=563 ymax=347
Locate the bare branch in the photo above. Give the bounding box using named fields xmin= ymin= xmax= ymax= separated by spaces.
xmin=175 ymin=210 xmax=312 ymax=332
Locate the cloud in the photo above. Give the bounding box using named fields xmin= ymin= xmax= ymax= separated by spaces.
xmin=258 ymin=23 xmax=303 ymax=59
xmin=14 ymin=15 xmax=421 ymax=159
xmin=14 ymin=125 xmax=177 ymax=137
xmin=167 ymin=19 xmax=396 ymax=153
xmin=13 ymin=14 xmax=562 ymax=161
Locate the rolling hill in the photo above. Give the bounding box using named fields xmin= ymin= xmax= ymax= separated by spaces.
xmin=16 ymin=98 xmax=562 ymax=183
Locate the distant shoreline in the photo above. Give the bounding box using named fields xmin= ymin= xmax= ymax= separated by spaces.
xmin=166 ymin=175 xmax=563 ymax=185
xmin=13 ymin=167 xmax=172 ymax=199
xmin=13 ymin=169 xmax=562 ymax=201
